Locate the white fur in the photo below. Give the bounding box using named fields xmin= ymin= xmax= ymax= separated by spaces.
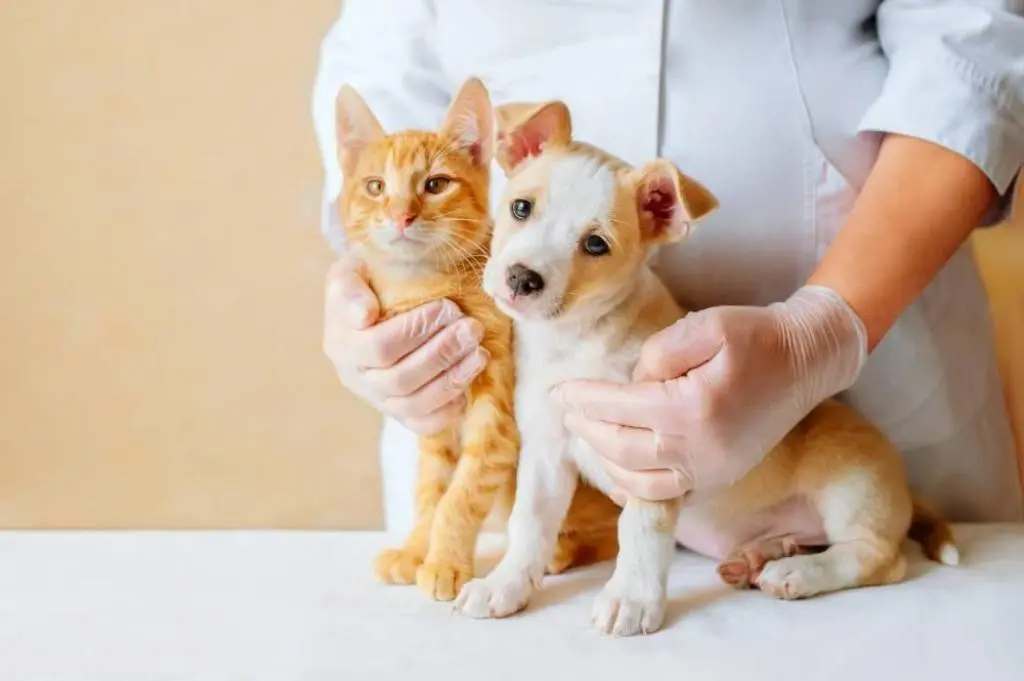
xmin=939 ymin=544 xmax=960 ymax=566
xmin=483 ymin=156 xmax=616 ymax=318
xmin=448 ymin=109 xmax=484 ymax=153
xmin=457 ymin=155 xmax=672 ymax=634
xmin=453 ymin=298 xmax=637 ymax=618
xmin=592 ymin=499 xmax=676 ymax=635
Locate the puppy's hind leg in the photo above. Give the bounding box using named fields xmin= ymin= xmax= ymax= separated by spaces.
xmin=756 ymin=476 xmax=910 ymax=600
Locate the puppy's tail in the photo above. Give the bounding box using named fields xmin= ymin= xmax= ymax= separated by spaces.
xmin=908 ymin=499 xmax=959 ymax=566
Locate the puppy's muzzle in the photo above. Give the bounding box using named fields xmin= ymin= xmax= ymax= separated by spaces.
xmin=506 ymin=264 xmax=545 ymax=298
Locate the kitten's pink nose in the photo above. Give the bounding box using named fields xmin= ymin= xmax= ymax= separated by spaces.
xmin=393 ymin=213 xmax=418 ymax=231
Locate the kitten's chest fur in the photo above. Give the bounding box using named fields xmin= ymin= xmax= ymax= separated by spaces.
xmin=367 ymin=263 xmax=505 ymax=333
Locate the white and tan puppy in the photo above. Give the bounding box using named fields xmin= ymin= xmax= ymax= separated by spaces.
xmin=454 ymin=101 xmax=957 ymax=636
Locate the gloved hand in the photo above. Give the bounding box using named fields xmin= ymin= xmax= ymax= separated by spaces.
xmin=553 ymin=285 xmax=868 ymax=501
xmin=323 ymin=257 xmax=489 ymax=435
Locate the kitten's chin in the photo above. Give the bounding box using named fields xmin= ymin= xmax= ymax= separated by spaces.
xmin=383 ymin=226 xmax=488 ymax=267
xmin=368 ymin=236 xmax=436 ymax=264
xmin=357 ymin=244 xmax=434 ymax=278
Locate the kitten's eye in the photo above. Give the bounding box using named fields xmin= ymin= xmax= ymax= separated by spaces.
xmin=511 ymin=198 xmax=532 ymax=221
xmin=581 ymin=234 xmax=610 ymax=257
xmin=365 ymin=178 xmax=384 ymax=196
xmin=424 ymin=176 xmax=451 ymax=194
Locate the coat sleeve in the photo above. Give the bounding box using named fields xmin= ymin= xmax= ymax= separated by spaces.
xmin=858 ymin=1 xmax=1024 ymax=223
xmin=310 ymin=0 xmax=452 ymax=251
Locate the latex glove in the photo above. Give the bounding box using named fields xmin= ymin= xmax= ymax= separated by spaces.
xmin=323 ymin=257 xmax=489 ymax=435
xmin=553 ymin=285 xmax=868 ymax=501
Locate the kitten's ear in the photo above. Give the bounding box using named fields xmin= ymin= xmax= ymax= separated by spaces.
xmin=440 ymin=77 xmax=494 ymax=167
xmin=335 ymin=85 xmax=385 ymax=177
xmin=630 ymin=159 xmax=718 ymax=244
xmin=494 ymin=100 xmax=572 ymax=174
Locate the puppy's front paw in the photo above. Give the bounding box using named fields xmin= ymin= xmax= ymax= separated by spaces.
xmin=454 ymin=572 xmax=534 ymax=619
xmin=416 ymin=561 xmax=473 ymax=601
xmin=373 ymin=548 xmax=422 ymax=585
xmin=591 ymin=579 xmax=666 ymax=637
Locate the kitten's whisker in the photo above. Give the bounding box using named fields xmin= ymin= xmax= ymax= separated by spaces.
xmin=439 ymin=216 xmax=486 ymax=226
xmin=444 ymin=232 xmax=490 ymax=263
xmin=435 ymin=234 xmax=485 ymax=288
xmin=445 ymin=243 xmax=485 ymax=273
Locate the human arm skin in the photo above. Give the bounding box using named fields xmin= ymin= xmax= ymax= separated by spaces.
xmin=555 ymin=140 xmax=1005 ymax=499
xmin=808 ymin=133 xmax=999 ymax=351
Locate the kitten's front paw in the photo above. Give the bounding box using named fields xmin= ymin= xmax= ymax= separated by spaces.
xmin=454 ymin=572 xmax=533 ymax=618
xmin=416 ymin=561 xmax=473 ymax=601
xmin=373 ymin=548 xmax=422 ymax=585
xmin=591 ymin=578 xmax=667 ymax=637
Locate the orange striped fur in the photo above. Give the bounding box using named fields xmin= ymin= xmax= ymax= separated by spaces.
xmin=336 ymin=78 xmax=519 ymax=601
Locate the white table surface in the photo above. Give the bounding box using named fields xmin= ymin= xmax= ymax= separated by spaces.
xmin=1 ymin=525 xmax=1022 ymax=681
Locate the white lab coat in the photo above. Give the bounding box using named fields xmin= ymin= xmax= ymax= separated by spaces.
xmin=312 ymin=0 xmax=1024 ymax=531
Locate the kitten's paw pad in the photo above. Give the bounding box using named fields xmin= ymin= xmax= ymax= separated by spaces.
xmin=454 ymin=573 xmax=533 ymax=618
xmin=373 ymin=548 xmax=422 ymax=585
xmin=416 ymin=561 xmax=472 ymax=601
xmin=756 ymin=556 xmax=828 ymax=600
xmin=591 ymin=581 xmax=666 ymax=637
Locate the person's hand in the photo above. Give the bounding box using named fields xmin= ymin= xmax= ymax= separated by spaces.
xmin=323 ymin=257 xmax=489 ymax=435
xmin=552 ymin=286 xmax=868 ymax=501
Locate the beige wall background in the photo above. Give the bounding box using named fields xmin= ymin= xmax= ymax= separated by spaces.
xmin=1 ymin=2 xmax=1021 ymax=529
xmin=1 ymin=0 xmax=384 ymax=528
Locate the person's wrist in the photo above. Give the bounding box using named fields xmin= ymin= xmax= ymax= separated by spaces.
xmin=773 ymin=285 xmax=868 ymax=404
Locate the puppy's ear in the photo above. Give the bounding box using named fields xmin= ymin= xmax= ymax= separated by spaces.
xmin=335 ymin=85 xmax=385 ymax=177
xmin=440 ymin=77 xmax=494 ymax=167
xmin=631 ymin=159 xmax=718 ymax=244
xmin=494 ymin=101 xmax=572 ymax=174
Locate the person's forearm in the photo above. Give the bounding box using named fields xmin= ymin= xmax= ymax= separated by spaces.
xmin=807 ymin=134 xmax=998 ymax=350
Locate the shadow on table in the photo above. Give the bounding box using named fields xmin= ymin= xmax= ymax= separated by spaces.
xmin=663 ymin=584 xmax=736 ymax=628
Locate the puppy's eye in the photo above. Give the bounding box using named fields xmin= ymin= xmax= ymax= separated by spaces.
xmin=425 ymin=176 xmax=451 ymax=194
xmin=511 ymin=198 xmax=532 ymax=221
xmin=365 ymin=178 xmax=385 ymax=196
xmin=581 ymin=234 xmax=610 ymax=257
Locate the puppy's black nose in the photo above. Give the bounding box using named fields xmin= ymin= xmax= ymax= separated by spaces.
xmin=506 ymin=264 xmax=545 ymax=297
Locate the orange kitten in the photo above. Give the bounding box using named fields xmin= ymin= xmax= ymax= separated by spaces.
xmin=335 ymin=78 xmax=519 ymax=601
